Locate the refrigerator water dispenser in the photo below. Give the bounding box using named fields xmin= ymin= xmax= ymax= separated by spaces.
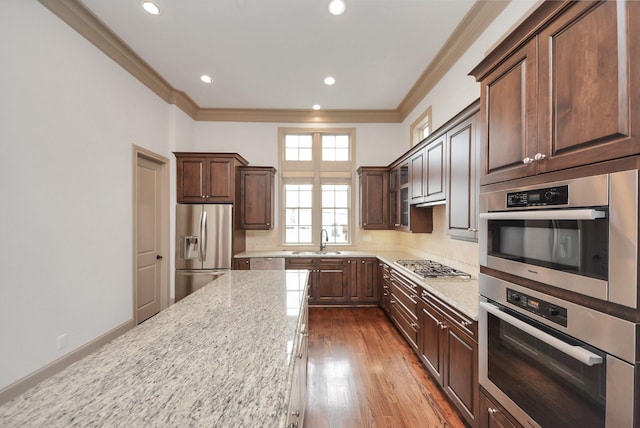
xmin=182 ymin=236 xmax=199 ymax=259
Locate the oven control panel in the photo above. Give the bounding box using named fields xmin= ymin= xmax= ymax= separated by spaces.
xmin=507 ymin=288 xmax=567 ymax=327
xmin=506 ymin=184 xmax=569 ymax=207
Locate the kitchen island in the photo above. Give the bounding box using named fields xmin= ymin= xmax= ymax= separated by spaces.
xmin=0 ymin=270 xmax=309 ymax=427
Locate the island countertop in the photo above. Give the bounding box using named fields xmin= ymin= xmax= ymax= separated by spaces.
xmin=0 ymin=270 xmax=309 ymax=427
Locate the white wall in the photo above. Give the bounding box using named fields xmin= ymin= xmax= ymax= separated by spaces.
xmin=0 ymin=2 xmax=174 ymax=390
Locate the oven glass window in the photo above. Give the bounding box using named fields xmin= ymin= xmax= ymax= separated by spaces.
xmin=487 ymin=217 xmax=608 ymax=280
xmin=487 ymin=308 xmax=606 ymax=427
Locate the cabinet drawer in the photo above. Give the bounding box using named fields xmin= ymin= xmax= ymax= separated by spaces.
xmin=390 ymin=300 xmax=418 ymax=349
xmin=390 ymin=281 xmax=418 ymax=318
xmin=420 ymin=289 xmax=476 ymax=340
xmin=286 ymin=258 xmax=315 ymax=268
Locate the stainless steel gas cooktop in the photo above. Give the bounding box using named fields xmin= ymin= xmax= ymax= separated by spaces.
xmin=395 ymin=259 xmax=471 ymax=280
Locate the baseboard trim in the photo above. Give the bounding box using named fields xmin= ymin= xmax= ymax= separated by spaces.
xmin=0 ymin=319 xmax=135 ymax=406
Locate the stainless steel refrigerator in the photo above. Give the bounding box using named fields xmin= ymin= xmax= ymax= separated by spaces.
xmin=175 ymin=204 xmax=233 ymax=302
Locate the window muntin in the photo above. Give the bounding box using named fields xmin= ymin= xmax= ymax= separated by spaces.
xmin=284 ymin=184 xmax=313 ymax=244
xmin=321 ymin=184 xmax=349 ymax=244
xmin=285 ymin=134 xmax=313 ymax=161
xmin=322 ymin=134 xmax=350 ymax=161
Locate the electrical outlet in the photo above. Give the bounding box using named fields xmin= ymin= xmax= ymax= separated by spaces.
xmin=56 ymin=334 xmax=68 ymax=350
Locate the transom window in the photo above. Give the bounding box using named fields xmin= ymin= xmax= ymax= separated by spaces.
xmin=279 ymin=128 xmax=355 ymax=246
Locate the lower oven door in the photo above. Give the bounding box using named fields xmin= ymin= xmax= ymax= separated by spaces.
xmin=479 ymin=297 xmax=635 ymax=428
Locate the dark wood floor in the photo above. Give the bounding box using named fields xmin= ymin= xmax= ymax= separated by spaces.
xmin=306 ymin=307 xmax=466 ymax=428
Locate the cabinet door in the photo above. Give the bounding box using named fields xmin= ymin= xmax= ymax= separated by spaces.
xmin=479 ymin=391 xmax=520 ymax=428
xmin=447 ymin=113 xmax=479 ymax=241
xmin=424 ymin=136 xmax=445 ymax=202
xmin=418 ymin=301 xmax=444 ymax=385
xmin=357 ymin=258 xmax=379 ymax=303
xmin=537 ymin=1 xmax=640 ymax=173
xmin=480 ymin=39 xmax=538 ymax=185
xmin=205 ymin=158 xmax=234 ymax=202
xmin=316 ymin=260 xmax=347 ymax=304
xmin=239 ymin=167 xmax=275 ymax=230
xmin=410 ymin=149 xmax=426 ymax=204
xmin=443 ymin=324 xmax=477 ymax=425
xmin=176 ymin=157 xmax=206 ymax=202
xmin=233 ymin=258 xmax=250 ymax=270
xmin=358 ymin=167 xmax=389 ymax=229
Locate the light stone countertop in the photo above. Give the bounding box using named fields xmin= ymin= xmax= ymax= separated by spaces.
xmin=236 ymin=250 xmax=479 ymax=320
xmin=0 ymin=270 xmax=308 ymax=428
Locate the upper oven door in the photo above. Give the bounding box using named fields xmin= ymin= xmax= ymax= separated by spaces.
xmin=479 ymin=208 xmax=609 ymax=300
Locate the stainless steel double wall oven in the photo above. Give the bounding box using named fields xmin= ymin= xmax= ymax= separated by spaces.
xmin=478 ymin=170 xmax=639 ymax=428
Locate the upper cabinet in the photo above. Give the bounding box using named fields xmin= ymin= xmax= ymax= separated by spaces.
xmin=389 ymin=161 xmax=410 ymax=230
xmin=239 ymin=166 xmax=276 ymax=230
xmin=409 ymin=137 xmax=445 ymax=206
xmin=470 ymin=1 xmax=640 ymax=185
xmin=447 ymin=110 xmax=480 ymax=241
xmin=175 ymin=153 xmax=248 ymax=203
xmin=357 ymin=167 xmax=389 ymax=230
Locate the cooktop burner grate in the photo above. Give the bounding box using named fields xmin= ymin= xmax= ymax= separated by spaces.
xmin=395 ymin=259 xmax=471 ymax=279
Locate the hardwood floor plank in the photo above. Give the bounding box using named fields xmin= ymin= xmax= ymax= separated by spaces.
xmin=306 ymin=307 xmax=466 ymax=428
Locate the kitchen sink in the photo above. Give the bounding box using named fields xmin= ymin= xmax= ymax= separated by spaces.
xmin=290 ymin=251 xmax=341 ymax=255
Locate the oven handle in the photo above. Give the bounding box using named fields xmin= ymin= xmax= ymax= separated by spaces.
xmin=480 ymin=301 xmax=603 ymax=366
xmin=479 ymin=209 xmax=606 ymax=221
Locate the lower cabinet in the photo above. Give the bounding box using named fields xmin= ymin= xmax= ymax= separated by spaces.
xmin=479 ymin=390 xmax=521 ymax=428
xmin=418 ymin=291 xmax=478 ymax=427
xmin=285 ymin=257 xmax=379 ymax=306
xmin=378 ymin=262 xmax=392 ymax=314
xmin=285 ymin=281 xmax=309 ymax=428
xmin=389 ymin=271 xmax=419 ymax=351
xmin=233 ymin=257 xmax=250 ymax=270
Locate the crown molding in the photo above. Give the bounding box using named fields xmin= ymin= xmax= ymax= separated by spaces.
xmin=37 ymin=0 xmax=507 ymax=124
xmin=396 ymin=0 xmax=510 ymax=121
xmin=195 ymin=108 xmax=401 ymax=123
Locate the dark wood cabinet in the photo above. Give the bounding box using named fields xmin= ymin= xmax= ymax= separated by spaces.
xmin=479 ymin=390 xmax=521 ymax=428
xmin=389 ymin=162 xmax=410 ymax=230
xmin=238 ymin=166 xmax=276 ymax=230
xmin=418 ymin=291 xmax=478 ymax=427
xmin=389 ymin=160 xmax=434 ymax=233
xmin=379 ymin=262 xmax=392 ymax=315
xmin=471 ymin=1 xmax=640 ymax=184
xmin=316 ymin=258 xmax=348 ymax=304
xmin=409 ymin=148 xmax=426 ymax=204
xmin=175 ymin=153 xmax=248 ymax=203
xmin=286 ymin=257 xmax=348 ymax=305
xmin=357 ymin=167 xmax=389 ymax=230
xmin=424 ymin=136 xmax=446 ymax=204
xmin=233 ymin=257 xmax=250 ymax=270
xmin=446 ymin=110 xmax=480 ymax=241
xmin=389 ymin=271 xmax=419 ymax=351
xmin=347 ymin=257 xmax=379 ymax=304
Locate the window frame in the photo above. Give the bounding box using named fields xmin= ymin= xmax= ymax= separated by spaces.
xmin=410 ymin=105 xmax=432 ymax=146
xmin=278 ymin=127 xmax=355 ymax=247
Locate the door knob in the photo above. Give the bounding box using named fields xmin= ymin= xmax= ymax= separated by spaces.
xmin=156 ymin=255 xmax=163 ymax=260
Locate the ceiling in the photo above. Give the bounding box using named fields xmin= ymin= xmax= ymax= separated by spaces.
xmin=77 ymin=0 xmax=487 ymax=114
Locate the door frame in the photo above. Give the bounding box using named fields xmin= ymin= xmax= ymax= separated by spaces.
xmin=132 ymin=145 xmax=170 ymax=324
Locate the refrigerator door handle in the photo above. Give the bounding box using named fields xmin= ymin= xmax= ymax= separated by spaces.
xmin=200 ymin=209 xmax=207 ymax=262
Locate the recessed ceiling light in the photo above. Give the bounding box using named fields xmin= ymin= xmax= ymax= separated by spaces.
xmin=142 ymin=1 xmax=160 ymax=15
xmin=312 ymin=104 xmax=321 ymax=111
xmin=324 ymin=76 xmax=336 ymax=86
xmin=200 ymin=75 xmax=212 ymax=84
xmin=328 ymin=0 xmax=346 ymax=16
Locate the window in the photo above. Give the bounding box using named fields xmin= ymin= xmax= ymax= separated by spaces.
xmin=279 ymin=128 xmax=355 ymax=246
xmin=410 ymin=105 xmax=432 ymax=146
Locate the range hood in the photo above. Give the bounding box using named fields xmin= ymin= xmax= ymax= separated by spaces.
xmin=415 ymin=199 xmax=446 ymax=208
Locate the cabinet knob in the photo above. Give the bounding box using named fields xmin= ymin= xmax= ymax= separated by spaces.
xmin=488 ymin=408 xmax=497 ymax=415
xmin=363 ymin=223 xmax=367 ymax=226
xmin=286 ymin=422 xmax=299 ymax=428
xmin=522 ymin=157 xmax=535 ymax=165
xmin=534 ymin=152 xmax=546 ymax=161
xmin=291 ymin=410 xmax=301 ymax=417
xmin=394 ymin=223 xmax=401 ymax=227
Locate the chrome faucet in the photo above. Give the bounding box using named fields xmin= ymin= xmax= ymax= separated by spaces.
xmin=320 ymin=228 xmax=329 ymax=252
